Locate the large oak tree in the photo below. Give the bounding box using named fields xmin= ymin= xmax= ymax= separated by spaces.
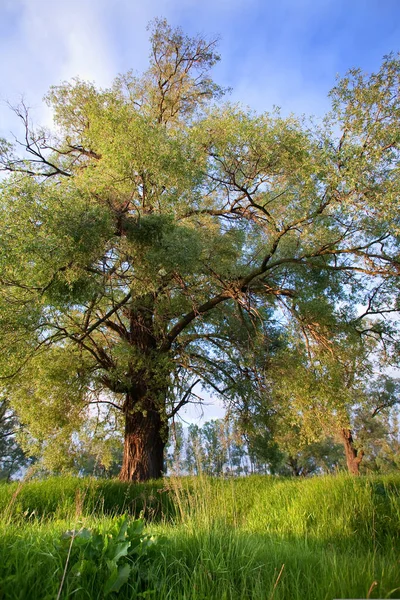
xmin=0 ymin=21 xmax=399 ymax=480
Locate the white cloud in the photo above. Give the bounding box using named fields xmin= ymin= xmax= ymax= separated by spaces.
xmin=1 ymin=0 xmax=118 ymax=131
xmin=0 ymin=0 xmax=338 ymax=134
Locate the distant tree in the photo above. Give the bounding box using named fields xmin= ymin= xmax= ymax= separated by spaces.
xmin=1 ymin=18 xmax=399 ymax=480
xmin=77 ymin=445 xmax=123 ymax=478
xmin=271 ymin=431 xmax=344 ymax=477
xmin=0 ymin=398 xmax=31 ymax=481
xmin=261 ymin=338 xmax=400 ymax=475
xmin=372 ymin=410 xmax=400 ymax=472
xmin=73 ymin=414 xmax=124 ymax=477
xmin=222 ymin=415 xmax=248 ymax=475
xmin=349 ymin=382 xmax=400 ymax=474
xmin=166 ymin=421 xmax=185 ymax=474
xmin=201 ymin=420 xmax=226 ymax=475
xmin=185 ymin=424 xmax=204 ymax=475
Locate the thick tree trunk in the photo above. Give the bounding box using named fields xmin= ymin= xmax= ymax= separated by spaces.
xmin=108 ymin=300 xmax=172 ymax=482
xmin=341 ymin=428 xmax=364 ymax=475
xmin=119 ymin=401 xmax=167 ymax=482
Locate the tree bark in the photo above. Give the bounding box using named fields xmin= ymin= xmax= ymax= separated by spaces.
xmin=119 ymin=396 xmax=167 ymax=482
xmin=115 ymin=300 xmax=170 ymax=482
xmin=341 ymin=428 xmax=364 ymax=475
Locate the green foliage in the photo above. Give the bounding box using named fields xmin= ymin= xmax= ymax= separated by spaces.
xmin=60 ymin=515 xmax=162 ymax=597
xmin=0 ymin=398 xmax=31 ymax=481
xmin=125 ymin=215 xmax=204 ymax=277
xmin=236 ymin=320 xmax=400 ymax=474
xmin=0 ymin=21 xmax=399 ymax=479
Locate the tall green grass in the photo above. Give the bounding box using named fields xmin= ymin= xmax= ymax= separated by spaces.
xmin=0 ymin=474 xmax=399 ymax=599
xmin=0 ymin=476 xmax=174 ymax=520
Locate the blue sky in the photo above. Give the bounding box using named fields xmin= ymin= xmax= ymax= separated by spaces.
xmin=1 ymin=0 xmax=399 ymax=129
xmin=1 ymin=0 xmax=399 ymax=422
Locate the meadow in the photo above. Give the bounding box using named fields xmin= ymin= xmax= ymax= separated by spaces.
xmin=0 ymin=474 xmax=399 ymax=599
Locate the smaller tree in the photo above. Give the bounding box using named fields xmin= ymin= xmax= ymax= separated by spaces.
xmin=201 ymin=420 xmax=226 ymax=475
xmin=373 ymin=410 xmax=400 ymax=472
xmin=0 ymin=398 xmax=31 ymax=481
xmin=166 ymin=421 xmax=185 ymax=474
xmin=349 ymin=381 xmax=400 ymax=474
xmin=72 ymin=415 xmax=124 ymax=477
xmin=185 ymin=424 xmax=204 ymax=475
xmin=265 ymin=337 xmax=400 ymax=474
xmin=222 ymin=414 xmax=247 ymax=475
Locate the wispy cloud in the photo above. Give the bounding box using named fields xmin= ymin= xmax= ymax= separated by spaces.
xmin=2 ymin=0 xmax=398 ymax=132
xmin=1 ymin=0 xmax=117 ymax=130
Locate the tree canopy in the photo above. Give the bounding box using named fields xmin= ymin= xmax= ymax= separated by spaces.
xmin=0 ymin=20 xmax=399 ymax=480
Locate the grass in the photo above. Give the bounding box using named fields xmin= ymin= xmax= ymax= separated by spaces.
xmin=0 ymin=476 xmax=175 ymax=520
xmin=0 ymin=473 xmax=399 ymax=599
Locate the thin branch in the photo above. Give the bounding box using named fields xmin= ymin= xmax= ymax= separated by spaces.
xmin=167 ymin=378 xmax=201 ymax=418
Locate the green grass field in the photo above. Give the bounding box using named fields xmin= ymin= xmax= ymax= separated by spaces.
xmin=0 ymin=474 xmax=399 ymax=599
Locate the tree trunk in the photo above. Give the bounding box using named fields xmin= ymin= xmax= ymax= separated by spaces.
xmin=119 ymin=395 xmax=167 ymax=482
xmin=341 ymin=428 xmax=364 ymax=475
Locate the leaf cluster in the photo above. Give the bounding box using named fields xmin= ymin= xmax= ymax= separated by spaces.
xmin=60 ymin=515 xmax=163 ymax=596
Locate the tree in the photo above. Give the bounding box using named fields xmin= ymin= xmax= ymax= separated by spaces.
xmin=257 ymin=336 xmax=400 ymax=475
xmin=346 ymin=378 xmax=400 ymax=474
xmin=221 ymin=414 xmax=248 ymax=475
xmin=201 ymin=420 xmax=227 ymax=475
xmin=0 ymin=398 xmax=31 ymax=481
xmin=244 ymin=412 xmax=344 ymax=477
xmin=372 ymin=409 xmax=400 ymax=472
xmin=0 ymin=20 xmax=399 ymax=480
xmin=166 ymin=421 xmax=184 ymax=474
xmin=185 ymin=424 xmax=204 ymax=475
